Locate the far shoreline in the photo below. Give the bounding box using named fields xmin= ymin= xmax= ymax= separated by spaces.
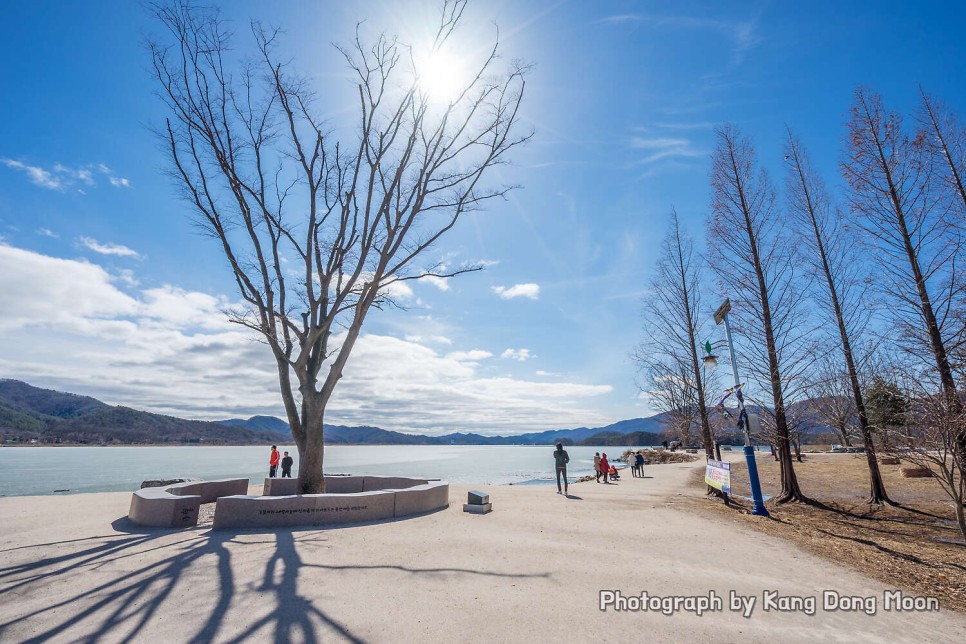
xmin=0 ymin=442 xmax=702 ymax=448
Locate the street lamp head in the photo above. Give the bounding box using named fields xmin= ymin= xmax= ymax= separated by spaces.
xmin=713 ymin=299 xmax=732 ymax=325
xmin=703 ymin=354 xmax=719 ymax=370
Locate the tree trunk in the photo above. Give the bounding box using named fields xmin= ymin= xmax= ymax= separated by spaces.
xmin=870 ymin=108 xmax=965 ymax=465
xmin=787 ymin=132 xmax=889 ymax=503
xmin=836 ymin=422 xmax=852 ymax=447
xmin=956 ymin=498 xmax=966 ymax=545
xmin=295 ymin=395 xmax=326 ymax=494
xmin=727 ymin=146 xmax=807 ymax=503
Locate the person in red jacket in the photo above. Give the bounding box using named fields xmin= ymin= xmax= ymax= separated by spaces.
xmin=269 ymin=445 xmax=280 ymax=477
xmin=599 ymin=452 xmax=610 ymax=483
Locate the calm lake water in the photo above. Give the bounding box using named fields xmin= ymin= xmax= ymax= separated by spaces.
xmin=0 ymin=445 xmax=641 ymax=497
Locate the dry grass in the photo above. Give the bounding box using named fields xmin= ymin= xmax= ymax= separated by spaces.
xmin=688 ymin=453 xmax=966 ymax=613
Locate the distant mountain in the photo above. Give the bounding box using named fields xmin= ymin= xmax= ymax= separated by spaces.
xmin=218 ymin=415 xmax=291 ymax=435
xmin=0 ymin=379 xmax=106 ymax=418
xmin=219 ymin=414 xmax=672 ymax=446
xmin=10 ymin=378 xmax=845 ymax=447
xmin=575 ymin=430 xmax=665 ymax=447
xmin=0 ymin=380 xmax=282 ymax=445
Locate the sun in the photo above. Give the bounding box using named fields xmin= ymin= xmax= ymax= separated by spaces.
xmin=416 ymin=48 xmax=466 ymax=104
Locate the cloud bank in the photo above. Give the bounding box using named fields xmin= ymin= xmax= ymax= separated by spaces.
xmin=0 ymin=243 xmax=614 ymax=435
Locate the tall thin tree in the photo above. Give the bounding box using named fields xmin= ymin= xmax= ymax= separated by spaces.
xmin=843 ymin=88 xmax=964 ymax=463
xmin=785 ymin=129 xmax=891 ymax=504
xmin=918 ymin=87 xmax=966 ymax=216
xmin=635 ymin=210 xmax=717 ymax=461
xmin=708 ymin=124 xmax=811 ymax=503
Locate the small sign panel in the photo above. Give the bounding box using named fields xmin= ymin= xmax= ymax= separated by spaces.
xmin=705 ymin=459 xmax=732 ymax=494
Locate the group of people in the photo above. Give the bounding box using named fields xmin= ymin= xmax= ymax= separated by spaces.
xmin=268 ymin=445 xmax=295 ymax=478
xmin=593 ymin=452 xmax=622 ymax=483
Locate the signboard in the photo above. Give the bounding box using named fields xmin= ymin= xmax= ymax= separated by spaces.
xmin=705 ymin=459 xmax=731 ymax=494
xmin=713 ymin=299 xmax=732 ymax=325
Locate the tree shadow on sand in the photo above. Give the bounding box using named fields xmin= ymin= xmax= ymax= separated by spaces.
xmin=0 ymin=518 xmax=551 ymax=643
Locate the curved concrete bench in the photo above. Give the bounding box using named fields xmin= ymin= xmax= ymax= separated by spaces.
xmin=213 ymin=479 xmax=449 ymax=530
xmin=128 ymin=478 xmax=249 ymax=528
xmin=262 ymin=475 xmax=432 ymax=496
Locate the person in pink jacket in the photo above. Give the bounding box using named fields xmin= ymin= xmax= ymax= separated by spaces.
xmin=599 ymin=453 xmax=610 ymax=483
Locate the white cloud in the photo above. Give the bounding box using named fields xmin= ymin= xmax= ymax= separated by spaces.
xmin=54 ymin=163 xmax=95 ymax=186
xmin=629 ymin=136 xmax=705 ymax=165
xmin=597 ymin=13 xmax=759 ymax=66
xmin=501 ymin=348 xmax=533 ymax=361
xmin=116 ymin=269 xmax=139 ymax=287
xmin=379 ymin=280 xmax=414 ymax=300
xmin=492 ymin=283 xmax=540 ymax=300
xmin=420 ymin=275 xmax=451 ymax=291
xmin=139 ymin=285 xmax=230 ymax=329
xmin=630 ymin=137 xmax=691 ymax=150
xmin=445 ymin=350 xmax=493 ymax=361
xmin=1 ymin=159 xmax=63 ymax=190
xmin=80 ymin=236 xmax=140 ymax=258
xmin=98 ymin=163 xmax=131 ymax=188
xmin=405 ymin=334 xmax=453 ymax=345
xmin=1 ymin=158 xmax=130 ymax=191
xmin=0 ymin=242 xmax=140 ymax=332
xmin=37 ymin=228 xmax=58 ymax=238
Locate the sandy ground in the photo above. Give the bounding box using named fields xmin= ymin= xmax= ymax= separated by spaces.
xmin=1 ymin=460 xmax=965 ymax=643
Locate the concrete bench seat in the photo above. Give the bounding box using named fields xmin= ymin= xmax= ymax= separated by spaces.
xmin=262 ymin=475 xmax=431 ymax=496
xmin=128 ymin=478 xmax=250 ymax=528
xmin=214 ymin=479 xmax=449 ymax=530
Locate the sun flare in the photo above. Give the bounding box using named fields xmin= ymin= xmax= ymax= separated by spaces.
xmin=417 ymin=49 xmax=466 ymax=103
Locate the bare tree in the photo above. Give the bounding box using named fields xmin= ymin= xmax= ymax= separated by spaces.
xmin=883 ymin=387 xmax=966 ymax=542
xmin=918 ymin=87 xmax=966 ymax=217
xmin=707 ymin=124 xmax=812 ymax=503
xmin=843 ymin=87 xmax=966 ymax=470
xmin=786 ymin=129 xmax=892 ymax=503
xmin=917 ymin=89 xmax=966 ymax=393
xmin=150 ymin=0 xmax=529 ymax=492
xmin=645 ymin=361 xmax=699 ymax=447
xmin=635 ymin=210 xmax=717 ymax=459
xmin=804 ymin=355 xmax=857 ymax=448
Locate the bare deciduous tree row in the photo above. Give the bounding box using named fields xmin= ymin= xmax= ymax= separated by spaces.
xmin=637 ymin=87 xmax=966 ymax=537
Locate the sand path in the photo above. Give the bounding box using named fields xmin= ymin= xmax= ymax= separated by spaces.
xmin=1 ymin=458 xmax=964 ymax=643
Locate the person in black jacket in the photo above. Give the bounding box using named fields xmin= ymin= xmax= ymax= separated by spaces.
xmin=281 ymin=451 xmax=294 ymax=478
xmin=553 ymin=443 xmax=570 ymax=495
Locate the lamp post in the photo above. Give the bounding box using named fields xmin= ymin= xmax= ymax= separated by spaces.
xmin=712 ymin=299 xmax=769 ymax=517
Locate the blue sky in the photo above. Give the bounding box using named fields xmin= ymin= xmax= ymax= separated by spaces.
xmin=1 ymin=1 xmax=965 ymax=434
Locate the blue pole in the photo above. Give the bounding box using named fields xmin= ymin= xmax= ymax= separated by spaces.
xmin=722 ymin=312 xmax=769 ymax=517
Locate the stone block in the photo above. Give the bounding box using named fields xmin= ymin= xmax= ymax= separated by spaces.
xmin=463 ymin=502 xmax=492 ymax=514
xmin=263 ymin=477 xmax=300 ymax=496
xmin=879 ymin=456 xmax=901 ymax=465
xmin=467 ymin=490 xmax=489 ymax=505
xmin=140 ymin=478 xmax=196 ymax=489
xmin=129 ymin=489 xmax=201 ymax=528
xmin=170 ymin=478 xmax=249 ymax=503
xmin=899 ymin=466 xmax=932 ymax=478
xmin=394 ymin=482 xmax=449 ymax=517
xmin=212 ymin=490 xmax=396 ymax=529
xmin=362 ymin=476 xmax=427 ymax=492
xmin=325 ymin=476 xmax=365 ymax=494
